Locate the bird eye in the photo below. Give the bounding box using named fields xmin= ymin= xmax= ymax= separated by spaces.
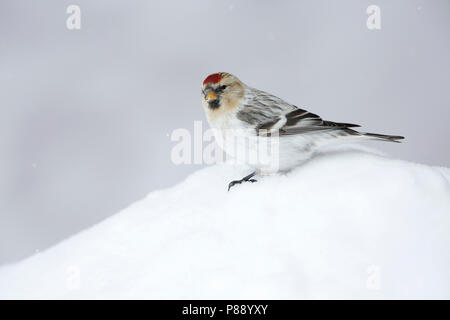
xmin=214 ymin=85 xmax=227 ymax=94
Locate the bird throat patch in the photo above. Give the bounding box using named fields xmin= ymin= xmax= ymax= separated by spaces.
xmin=203 ymin=73 xmax=222 ymax=85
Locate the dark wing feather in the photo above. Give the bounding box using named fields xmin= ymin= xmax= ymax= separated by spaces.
xmin=278 ymin=109 xmax=360 ymax=136
xmin=236 ymin=88 xmax=360 ymax=136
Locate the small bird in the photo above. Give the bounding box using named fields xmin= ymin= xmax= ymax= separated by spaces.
xmin=201 ymin=72 xmax=404 ymax=190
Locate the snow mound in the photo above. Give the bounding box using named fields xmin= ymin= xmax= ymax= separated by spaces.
xmin=1 ymin=146 xmax=450 ymax=299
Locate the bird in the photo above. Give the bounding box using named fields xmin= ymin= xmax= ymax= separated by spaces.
xmin=201 ymin=72 xmax=404 ymax=191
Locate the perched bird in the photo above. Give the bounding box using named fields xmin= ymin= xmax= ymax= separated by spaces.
xmin=201 ymin=72 xmax=404 ymax=190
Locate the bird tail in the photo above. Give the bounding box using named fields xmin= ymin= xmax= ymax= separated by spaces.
xmin=360 ymin=132 xmax=405 ymax=143
xmin=339 ymin=128 xmax=404 ymax=143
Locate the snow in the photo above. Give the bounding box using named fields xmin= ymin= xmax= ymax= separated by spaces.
xmin=1 ymin=145 xmax=450 ymax=299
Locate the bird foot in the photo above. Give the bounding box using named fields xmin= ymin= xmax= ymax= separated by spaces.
xmin=228 ymin=172 xmax=257 ymax=191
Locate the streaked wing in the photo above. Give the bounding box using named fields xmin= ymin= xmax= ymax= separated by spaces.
xmin=236 ymin=88 xmax=360 ymax=136
xmin=235 ymin=88 xmax=296 ymax=126
xmin=278 ymin=109 xmax=360 ymax=136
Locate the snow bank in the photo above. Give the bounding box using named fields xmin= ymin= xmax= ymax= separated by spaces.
xmin=1 ymin=146 xmax=450 ymax=299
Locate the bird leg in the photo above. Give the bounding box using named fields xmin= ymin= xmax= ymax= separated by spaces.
xmin=228 ymin=171 xmax=257 ymax=191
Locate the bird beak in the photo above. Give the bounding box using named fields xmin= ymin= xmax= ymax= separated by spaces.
xmin=205 ymin=92 xmax=217 ymax=101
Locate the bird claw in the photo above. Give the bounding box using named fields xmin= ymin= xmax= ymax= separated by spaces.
xmin=228 ymin=180 xmax=241 ymax=191
xmin=227 ymin=174 xmax=258 ymax=191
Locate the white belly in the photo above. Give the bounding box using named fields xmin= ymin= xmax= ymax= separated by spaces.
xmin=213 ymin=128 xmax=315 ymax=173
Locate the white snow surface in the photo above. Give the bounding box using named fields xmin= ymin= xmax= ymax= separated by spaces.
xmin=1 ymin=146 xmax=450 ymax=299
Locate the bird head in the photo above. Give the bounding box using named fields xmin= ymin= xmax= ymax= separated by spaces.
xmin=201 ymin=72 xmax=245 ymax=111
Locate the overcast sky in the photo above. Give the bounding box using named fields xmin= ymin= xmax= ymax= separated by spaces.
xmin=1 ymin=0 xmax=449 ymax=265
